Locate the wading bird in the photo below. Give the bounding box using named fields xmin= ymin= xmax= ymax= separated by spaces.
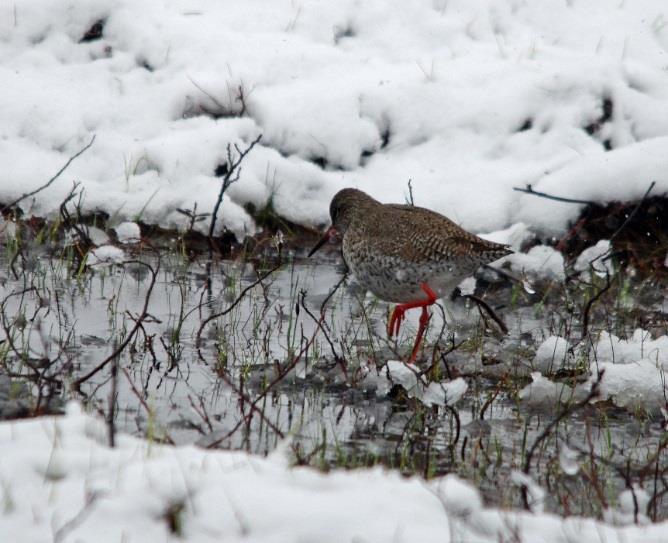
xmin=309 ymin=188 xmax=510 ymax=362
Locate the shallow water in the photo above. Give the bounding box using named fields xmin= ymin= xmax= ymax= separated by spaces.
xmin=1 ymin=250 xmax=666 ymax=518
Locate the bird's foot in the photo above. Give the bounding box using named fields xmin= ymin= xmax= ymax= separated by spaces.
xmin=388 ymin=306 xmax=407 ymax=337
xmin=387 ymin=283 xmax=438 ymax=338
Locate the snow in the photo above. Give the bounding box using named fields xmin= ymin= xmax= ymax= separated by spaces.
xmin=384 ymin=360 xmax=468 ymax=406
xmin=114 ymin=220 xmax=141 ymax=243
xmin=532 ymin=335 xmax=573 ymax=374
xmin=87 ymin=244 xmax=125 ymax=266
xmin=499 ymin=244 xmax=565 ymax=281
xmin=521 ymin=329 xmax=668 ymax=413
xmin=2 ymin=404 xmax=668 ymax=543
xmin=593 ymin=329 xmax=668 ymax=370
xmin=3 ymin=0 xmax=668 ymax=239
xmin=574 ymin=239 xmax=614 ymax=276
xmin=519 ymin=372 xmax=583 ymax=409
xmin=592 ymin=359 xmax=667 ymax=413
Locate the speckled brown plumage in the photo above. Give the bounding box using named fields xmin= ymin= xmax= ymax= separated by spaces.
xmin=309 ymin=188 xmax=511 ymax=362
xmin=327 ymin=188 xmax=510 ymax=303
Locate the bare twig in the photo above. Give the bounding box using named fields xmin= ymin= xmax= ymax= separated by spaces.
xmin=108 ymin=347 xmax=119 ymax=448
xmin=59 ymin=182 xmax=93 ymax=251
xmin=465 ymin=294 xmax=509 ymax=335
xmin=513 ymin=184 xmax=597 ymax=206
xmin=53 ymin=491 xmax=99 ymax=543
xmin=203 ymin=286 xmax=340 ymax=449
xmin=609 ymin=181 xmax=656 ymax=241
xmin=406 ymin=179 xmax=415 ymax=206
xmin=208 ymin=134 xmax=262 ymax=253
xmin=298 ymin=273 xmax=348 ymax=362
xmin=121 ymin=367 xmax=175 ymax=445
xmin=195 ymin=255 xmax=281 ymax=345
xmin=2 ymin=136 xmax=95 ymax=213
xmin=580 ymin=273 xmax=611 ymax=341
xmin=72 ymin=260 xmax=159 ymax=389
xmin=521 ymin=370 xmax=605 ymax=509
xmin=194 ymin=253 xmax=284 ymax=442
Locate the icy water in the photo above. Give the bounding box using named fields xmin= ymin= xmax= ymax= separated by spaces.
xmin=1 ymin=250 xmax=666 ymax=518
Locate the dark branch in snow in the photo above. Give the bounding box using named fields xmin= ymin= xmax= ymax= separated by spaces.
xmin=512 ymin=184 xmax=598 ymax=206
xmin=1 ymin=135 xmax=96 ymax=214
xmin=207 ymin=134 xmax=262 ymax=254
xmin=609 ymin=180 xmax=656 ymax=241
xmin=72 ymin=259 xmax=160 ymax=390
xmin=580 ymin=272 xmax=612 ymax=342
xmin=521 ymin=370 xmax=604 ymax=510
xmin=465 ymin=294 xmax=509 ymax=335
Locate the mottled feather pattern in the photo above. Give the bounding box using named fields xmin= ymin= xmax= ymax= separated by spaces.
xmin=331 ymin=188 xmax=511 ymax=302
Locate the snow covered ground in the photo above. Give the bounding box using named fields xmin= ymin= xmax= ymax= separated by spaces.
xmin=1 ymin=404 xmax=667 ymax=543
xmin=3 ymin=0 xmax=668 ymax=238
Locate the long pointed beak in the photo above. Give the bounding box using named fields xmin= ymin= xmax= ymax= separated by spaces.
xmin=308 ymin=226 xmax=338 ymax=257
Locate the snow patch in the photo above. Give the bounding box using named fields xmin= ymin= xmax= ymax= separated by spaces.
xmin=114 ymin=221 xmax=141 ymax=244
xmin=87 ymin=245 xmax=125 ymax=266
xmin=384 ymin=361 xmax=467 ymax=406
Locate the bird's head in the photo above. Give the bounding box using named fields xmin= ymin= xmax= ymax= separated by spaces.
xmin=308 ymin=188 xmax=376 ymax=257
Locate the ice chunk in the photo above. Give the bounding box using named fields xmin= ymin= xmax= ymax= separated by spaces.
xmin=87 ymin=245 xmax=125 ymax=266
xmin=533 ymin=336 xmax=573 ymax=374
xmin=114 ymin=221 xmax=141 ymax=244
xmin=385 ymin=361 xmax=467 ymax=406
xmin=503 ymin=245 xmax=565 ymax=281
xmin=519 ymin=372 xmax=576 ymax=408
xmin=592 ymin=359 xmax=668 ymax=413
xmin=592 ymin=329 xmax=668 ymax=370
xmin=574 ymin=240 xmax=613 ymax=276
xmin=559 ymin=444 xmax=580 ymax=476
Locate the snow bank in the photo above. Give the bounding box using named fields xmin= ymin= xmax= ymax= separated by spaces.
xmin=2 ymin=404 xmax=668 ymax=542
xmin=3 ymin=0 xmax=668 ymax=238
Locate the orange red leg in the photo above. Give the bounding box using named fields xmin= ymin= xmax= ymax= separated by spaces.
xmin=387 ymin=283 xmax=438 ymax=362
xmin=408 ymin=306 xmax=432 ymax=363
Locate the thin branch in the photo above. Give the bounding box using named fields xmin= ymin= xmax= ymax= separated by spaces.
xmin=580 ymin=273 xmax=611 ymax=341
xmin=465 ymin=294 xmax=509 ymax=335
xmin=195 ymin=255 xmax=281 ymax=345
xmin=609 ymin=181 xmax=656 ymax=241
xmin=72 ymin=260 xmax=159 ymax=389
xmin=121 ymin=367 xmax=175 ymax=445
xmin=53 ymin=492 xmax=99 ymax=543
xmin=521 ymin=370 xmax=605 ymax=509
xmin=2 ymin=136 xmax=95 ymax=213
xmin=513 ymin=184 xmax=598 ymax=206
xmin=207 ymin=134 xmax=262 ymax=252
xmin=203 ymin=287 xmax=338 ymax=449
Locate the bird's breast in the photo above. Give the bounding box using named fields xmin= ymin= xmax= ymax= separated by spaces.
xmin=342 ymin=236 xmax=471 ymax=303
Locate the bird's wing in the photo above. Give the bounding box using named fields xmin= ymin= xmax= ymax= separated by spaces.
xmin=376 ymin=204 xmax=510 ymax=261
